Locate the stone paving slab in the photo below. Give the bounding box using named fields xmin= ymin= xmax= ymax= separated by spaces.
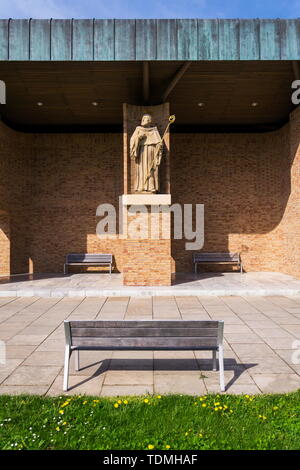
xmin=0 ymin=385 xmax=50 ymax=395
xmin=3 ymin=365 xmax=62 ymax=386
xmin=47 ymin=374 xmax=104 ymax=396
xmin=251 ymin=374 xmax=300 ymax=393
xmin=101 ymin=385 xmax=153 ymax=397
xmin=0 ymin=294 xmax=299 ymax=396
xmin=154 ymin=373 xmax=207 ymax=395
xmin=0 ymin=272 xmax=300 ymax=297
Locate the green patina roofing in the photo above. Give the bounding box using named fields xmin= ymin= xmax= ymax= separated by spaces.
xmin=0 ymin=18 xmax=300 ymax=61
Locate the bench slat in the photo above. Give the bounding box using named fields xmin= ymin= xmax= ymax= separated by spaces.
xmin=66 ymin=254 xmax=112 ymax=263
xmin=194 ymin=253 xmax=239 ymax=262
xmin=195 ymin=256 xmax=239 ymax=261
xmin=71 ymin=336 xmax=218 ymax=349
xmin=66 ymin=262 xmax=111 ymax=265
xmin=69 ymin=320 xmax=219 ymax=329
xmin=71 ymin=327 xmax=219 ymax=338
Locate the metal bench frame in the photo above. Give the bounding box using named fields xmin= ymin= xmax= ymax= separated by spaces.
xmin=63 ymin=320 xmax=225 ymax=392
xmin=193 ymin=252 xmax=243 ymax=274
xmin=64 ymin=253 xmax=113 ymax=275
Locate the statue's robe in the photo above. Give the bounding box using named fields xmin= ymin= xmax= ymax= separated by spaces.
xmin=130 ymin=125 xmax=162 ymax=193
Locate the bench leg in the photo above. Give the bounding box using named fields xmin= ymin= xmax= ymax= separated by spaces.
xmin=109 ymin=263 xmax=112 ymax=275
xmin=64 ymin=264 xmax=67 ymax=275
xmin=212 ymin=350 xmax=217 ymax=371
xmin=194 ymin=263 xmax=197 ymax=274
xmin=240 ymin=262 xmax=243 ymax=274
xmin=218 ymin=345 xmax=225 ymax=392
xmin=75 ymin=349 xmax=80 ymax=371
xmin=63 ymin=345 xmax=71 ymax=392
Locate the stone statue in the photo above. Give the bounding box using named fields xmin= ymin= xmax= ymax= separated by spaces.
xmin=130 ymin=114 xmax=163 ymax=193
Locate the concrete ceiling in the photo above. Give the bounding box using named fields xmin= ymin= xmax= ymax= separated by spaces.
xmin=0 ymin=60 xmax=296 ymax=132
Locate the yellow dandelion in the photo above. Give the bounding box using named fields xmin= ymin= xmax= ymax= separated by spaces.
xmin=59 ymin=410 xmax=64 ymax=415
xmin=56 ymin=427 xmax=60 ymax=431
xmin=165 ymin=445 xmax=171 ymax=449
xmin=194 ymin=402 xmax=198 ymax=406
xmin=148 ymin=444 xmax=154 ymax=450
xmin=214 ymin=402 xmax=220 ymax=406
xmin=223 ymin=405 xmax=228 ymax=409
xmin=156 ymin=395 xmax=162 ymax=399
xmin=82 ymin=401 xmax=87 ymax=405
xmin=202 ymin=403 xmax=207 ymax=407
xmin=185 ymin=432 xmax=189 ymax=436
xmin=114 ymin=403 xmax=119 ymax=408
xmin=117 ymin=400 xmax=122 ymax=404
xmin=63 ymin=422 xmax=67 ymax=426
xmin=259 ymin=415 xmax=267 ymax=420
xmin=144 ymin=398 xmax=149 ymax=404
xmin=123 ymin=400 xmax=128 ymax=405
xmin=198 ymin=433 xmax=203 ymax=438
xmin=273 ymin=406 xmax=279 ymax=411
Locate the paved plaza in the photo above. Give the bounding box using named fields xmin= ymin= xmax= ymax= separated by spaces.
xmin=0 ymin=294 xmax=300 ymax=396
xmin=1 ymin=272 xmax=300 ymax=297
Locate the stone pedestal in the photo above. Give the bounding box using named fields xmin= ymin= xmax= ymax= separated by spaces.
xmin=122 ymin=103 xmax=172 ymax=286
xmin=122 ymin=201 xmax=172 ymax=286
xmin=121 ymin=194 xmax=171 ymax=206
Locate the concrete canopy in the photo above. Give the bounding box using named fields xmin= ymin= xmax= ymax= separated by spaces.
xmin=0 ymin=19 xmax=299 ymax=130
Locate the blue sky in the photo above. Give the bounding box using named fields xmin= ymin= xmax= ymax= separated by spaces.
xmin=0 ymin=0 xmax=300 ymax=19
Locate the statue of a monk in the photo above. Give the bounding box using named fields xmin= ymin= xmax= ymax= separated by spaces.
xmin=130 ymin=114 xmax=163 ymax=193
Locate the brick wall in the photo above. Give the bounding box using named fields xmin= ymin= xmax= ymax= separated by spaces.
xmin=0 ymin=212 xmax=10 ymax=276
xmin=122 ymin=209 xmax=171 ymax=285
xmin=279 ymin=106 xmax=300 ymax=278
xmin=171 ymin=126 xmax=290 ymax=273
xmin=0 ymin=123 xmax=33 ymax=274
xmin=1 ymin=108 xmax=300 ymax=282
xmin=31 ymin=132 xmax=123 ymax=273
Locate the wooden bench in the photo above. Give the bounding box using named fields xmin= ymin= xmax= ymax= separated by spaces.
xmin=193 ymin=252 xmax=243 ymax=274
xmin=63 ymin=320 xmax=225 ymax=392
xmin=64 ymin=253 xmax=113 ymax=275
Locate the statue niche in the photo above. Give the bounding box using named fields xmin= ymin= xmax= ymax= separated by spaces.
xmin=129 ymin=114 xmax=163 ymax=193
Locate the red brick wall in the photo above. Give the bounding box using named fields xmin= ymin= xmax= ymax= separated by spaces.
xmin=122 ymin=209 xmax=171 ymax=285
xmin=171 ymin=126 xmax=290 ymax=273
xmin=0 ymin=212 xmax=10 ymax=276
xmin=123 ymin=239 xmax=171 ymax=285
xmin=0 ymin=123 xmax=33 ymax=274
xmin=1 ymin=108 xmax=300 ymax=282
xmin=279 ymin=107 xmax=300 ymax=278
xmin=31 ymin=133 xmax=123 ymax=273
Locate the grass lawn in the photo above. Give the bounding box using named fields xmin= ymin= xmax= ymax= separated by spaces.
xmin=0 ymin=392 xmax=299 ymax=450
